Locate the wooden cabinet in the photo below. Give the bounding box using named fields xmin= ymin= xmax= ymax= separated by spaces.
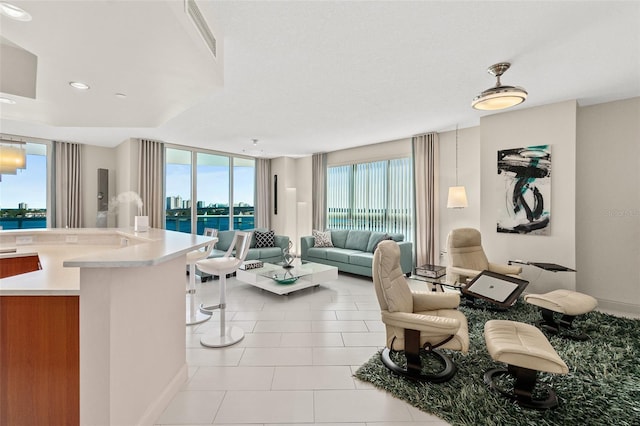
xmin=0 ymin=296 xmax=79 ymax=425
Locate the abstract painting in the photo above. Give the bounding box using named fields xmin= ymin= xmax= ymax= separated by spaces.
xmin=497 ymin=145 xmax=551 ymax=235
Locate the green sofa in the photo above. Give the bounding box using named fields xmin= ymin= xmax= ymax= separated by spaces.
xmin=300 ymin=229 xmax=413 ymax=278
xmin=196 ymin=228 xmax=289 ymax=281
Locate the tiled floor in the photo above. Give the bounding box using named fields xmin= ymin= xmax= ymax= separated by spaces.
xmin=156 ymin=272 xmax=450 ymax=426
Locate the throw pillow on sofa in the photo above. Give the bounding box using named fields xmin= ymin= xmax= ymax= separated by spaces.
xmin=255 ymin=230 xmax=275 ymax=248
xmin=313 ymin=230 xmax=333 ymax=247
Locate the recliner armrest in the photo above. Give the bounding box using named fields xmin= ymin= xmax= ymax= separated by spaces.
xmin=412 ymin=291 xmax=460 ymax=311
xmin=447 ymin=266 xmax=481 ymax=280
xmin=382 ymin=311 xmax=460 ymax=335
xmin=488 ymin=262 xmax=522 ymax=276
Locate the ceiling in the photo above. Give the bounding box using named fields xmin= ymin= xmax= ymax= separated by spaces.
xmin=1 ymin=1 xmax=639 ymax=158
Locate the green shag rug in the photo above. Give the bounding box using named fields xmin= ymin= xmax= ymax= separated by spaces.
xmin=354 ymin=301 xmax=640 ymax=426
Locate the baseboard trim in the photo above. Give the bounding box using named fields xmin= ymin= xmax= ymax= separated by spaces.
xmin=137 ymin=363 xmax=188 ymax=425
xmin=596 ymin=298 xmax=640 ymax=318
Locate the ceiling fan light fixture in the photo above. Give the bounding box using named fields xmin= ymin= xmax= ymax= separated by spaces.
xmin=472 ymin=62 xmax=527 ymax=111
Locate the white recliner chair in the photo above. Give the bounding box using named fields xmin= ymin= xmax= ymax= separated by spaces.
xmin=446 ymin=228 xmax=522 ymax=286
xmin=373 ymin=240 xmax=469 ymax=382
xmin=196 ymin=230 xmax=252 ymax=347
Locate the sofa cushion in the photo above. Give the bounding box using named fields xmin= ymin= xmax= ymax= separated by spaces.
xmin=255 ymin=247 xmax=283 ymax=260
xmin=366 ymin=232 xmax=394 ymax=253
xmin=313 ymin=230 xmax=334 ymax=247
xmin=329 ymin=230 xmax=349 ymax=248
xmin=216 ymin=231 xmax=235 ymax=251
xmin=349 ymin=252 xmax=374 ymax=268
xmin=306 ymin=247 xmax=328 ymax=259
xmin=345 ymin=230 xmax=371 ymax=251
xmin=255 ymin=230 xmax=275 ymax=248
xmin=389 ymin=233 xmax=404 ymax=242
xmin=326 ymin=248 xmax=361 ymax=263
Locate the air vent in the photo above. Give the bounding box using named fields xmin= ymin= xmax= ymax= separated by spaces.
xmin=185 ymin=0 xmax=217 ymax=59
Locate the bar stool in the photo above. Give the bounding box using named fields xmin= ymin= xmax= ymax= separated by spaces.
xmin=196 ymin=230 xmax=252 ymax=347
xmin=186 ymin=228 xmax=217 ymax=326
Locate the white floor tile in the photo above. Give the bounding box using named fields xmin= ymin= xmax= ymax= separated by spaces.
xmin=215 ymin=391 xmax=314 ymax=423
xmin=336 ymin=310 xmax=382 ymax=320
xmin=309 ymin=302 xmax=360 ymax=311
xmin=234 ymin=332 xmax=282 ymax=347
xmin=312 ymin=320 xmax=368 ymax=332
xmin=240 ymin=347 xmax=313 ymax=366
xmin=253 ymin=319 xmax=312 ymax=333
xmin=272 ymin=366 xmax=355 ymax=390
xmin=284 ymin=310 xmax=337 ymax=320
xmin=314 ymin=389 xmax=415 ymax=423
xmin=312 ymin=347 xmax=379 ymax=365
xmin=341 ymin=332 xmax=386 ymax=347
xmin=232 ymin=310 xmax=285 ymax=321
xmin=364 ymin=320 xmax=386 ymax=332
xmin=185 ymin=347 xmax=244 ymax=366
xmin=184 ymin=366 xmax=274 ymax=390
xmin=280 ymin=332 xmax=344 ymax=347
xmin=156 ymin=390 xmax=224 ymax=425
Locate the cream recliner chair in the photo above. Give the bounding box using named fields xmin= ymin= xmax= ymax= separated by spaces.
xmin=373 ymin=240 xmax=469 ymax=382
xmin=446 ymin=228 xmax=522 ymax=286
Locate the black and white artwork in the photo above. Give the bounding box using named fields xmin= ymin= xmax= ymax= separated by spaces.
xmin=497 ymin=145 xmax=551 ymax=235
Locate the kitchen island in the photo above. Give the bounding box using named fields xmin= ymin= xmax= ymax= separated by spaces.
xmin=0 ymin=228 xmax=214 ymax=426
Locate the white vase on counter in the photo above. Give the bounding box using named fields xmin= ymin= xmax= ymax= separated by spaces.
xmin=134 ymin=216 xmax=149 ymax=232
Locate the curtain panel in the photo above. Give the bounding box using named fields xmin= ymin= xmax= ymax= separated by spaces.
xmin=412 ymin=133 xmax=439 ymax=266
xmin=138 ymin=139 xmax=165 ymax=229
xmin=54 ymin=141 xmax=83 ymax=228
xmin=255 ymin=158 xmax=271 ymax=229
xmin=312 ymin=152 xmax=327 ymax=230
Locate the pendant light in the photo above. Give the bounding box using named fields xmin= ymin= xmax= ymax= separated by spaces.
xmin=447 ymin=126 xmax=468 ymax=209
xmin=471 ymin=62 xmax=527 ymax=111
xmin=0 ymin=139 xmax=27 ymax=175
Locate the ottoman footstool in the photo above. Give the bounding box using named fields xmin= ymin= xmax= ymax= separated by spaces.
xmin=525 ymin=289 xmax=597 ymax=340
xmin=484 ymin=320 xmax=569 ymax=409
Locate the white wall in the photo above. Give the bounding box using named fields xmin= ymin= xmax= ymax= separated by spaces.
xmin=480 ymin=100 xmax=577 ymax=294
xmin=270 ymin=156 xmax=296 ymax=237
xmin=82 ymin=145 xmax=117 ymax=228
xmin=438 ymin=126 xmax=481 ymax=265
xmin=576 ymin=97 xmax=640 ymax=314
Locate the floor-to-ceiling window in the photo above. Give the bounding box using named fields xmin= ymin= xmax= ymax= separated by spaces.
xmin=165 ymin=146 xmax=255 ymax=234
xmin=165 ymin=148 xmax=192 ymax=233
xmin=326 ymin=157 xmax=413 ymax=241
xmin=0 ymin=142 xmax=49 ymax=229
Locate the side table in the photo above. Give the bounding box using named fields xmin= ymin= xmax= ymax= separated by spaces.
xmin=414 ymin=264 xmax=447 ymax=291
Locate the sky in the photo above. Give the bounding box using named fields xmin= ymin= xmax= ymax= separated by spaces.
xmin=0 ymin=154 xmax=255 ymax=210
xmin=0 ymin=154 xmax=47 ymax=209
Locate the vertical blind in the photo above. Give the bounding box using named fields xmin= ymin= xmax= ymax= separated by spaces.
xmin=326 ymin=158 xmax=413 ymax=241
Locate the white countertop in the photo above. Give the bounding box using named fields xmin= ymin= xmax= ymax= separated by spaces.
xmin=0 ymin=228 xmax=216 ymax=296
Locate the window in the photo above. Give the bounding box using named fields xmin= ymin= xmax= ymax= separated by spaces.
xmin=0 ymin=142 xmax=49 ymax=229
xmin=165 ymin=146 xmax=255 ymax=234
xmin=327 ymin=158 xmax=413 ymax=241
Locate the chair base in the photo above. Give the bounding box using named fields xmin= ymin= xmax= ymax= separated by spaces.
xmin=186 ymin=310 xmax=211 ymax=326
xmin=484 ymin=366 xmax=558 ymax=410
xmin=200 ymin=326 xmax=245 ymax=348
xmin=535 ymin=308 xmax=589 ymax=341
xmin=380 ymin=347 xmax=456 ymax=383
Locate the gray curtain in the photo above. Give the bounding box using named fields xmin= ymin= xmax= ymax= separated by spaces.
xmin=312 ymin=152 xmax=327 ymax=230
xmin=138 ymin=139 xmax=165 ymax=229
xmin=54 ymin=141 xmax=83 ymax=228
xmin=412 ymin=133 xmax=439 ymax=266
xmin=255 ymin=158 xmax=271 ymax=229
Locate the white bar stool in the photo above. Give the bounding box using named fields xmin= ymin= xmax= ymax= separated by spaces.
xmin=196 ymin=230 xmax=252 ymax=347
xmin=185 ymin=228 xmax=217 ymax=326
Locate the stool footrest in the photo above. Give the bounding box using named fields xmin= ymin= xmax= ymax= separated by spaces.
xmin=484 ymin=366 xmax=559 ymax=410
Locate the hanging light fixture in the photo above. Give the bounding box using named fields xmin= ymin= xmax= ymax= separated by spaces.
xmin=447 ymin=125 xmax=468 ymax=209
xmin=471 ymin=62 xmax=527 ymax=111
xmin=0 ymin=139 xmax=27 ymax=175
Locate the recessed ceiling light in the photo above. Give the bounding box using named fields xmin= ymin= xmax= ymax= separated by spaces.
xmin=0 ymin=2 xmax=32 ymax=21
xmin=115 ymin=93 xmax=127 ymax=98
xmin=69 ymin=81 xmax=90 ymax=90
xmin=0 ymin=97 xmax=16 ymax=104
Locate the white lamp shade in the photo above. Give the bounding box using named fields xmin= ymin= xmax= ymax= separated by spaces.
xmin=0 ymin=143 xmax=27 ymax=174
xmin=447 ymin=186 xmax=468 ymax=209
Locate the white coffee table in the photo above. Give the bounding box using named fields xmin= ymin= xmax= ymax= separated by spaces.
xmin=236 ymin=260 xmax=338 ymax=295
